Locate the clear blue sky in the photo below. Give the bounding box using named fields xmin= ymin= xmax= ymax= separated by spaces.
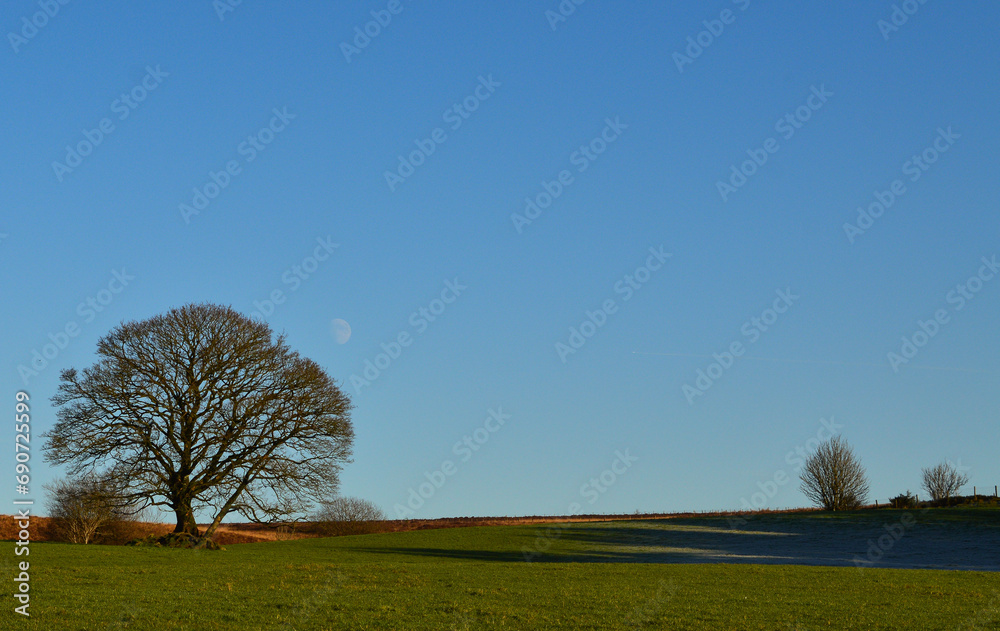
xmin=2 ymin=1 xmax=998 ymax=520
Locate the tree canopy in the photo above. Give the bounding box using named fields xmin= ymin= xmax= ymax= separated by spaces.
xmin=921 ymin=461 xmax=969 ymax=502
xmin=43 ymin=303 xmax=354 ymax=543
xmin=799 ymin=436 xmax=870 ymax=511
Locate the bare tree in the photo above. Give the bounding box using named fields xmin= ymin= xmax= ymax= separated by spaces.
xmin=921 ymin=461 xmax=969 ymax=502
xmin=45 ymin=473 xmax=131 ymax=544
xmin=799 ymin=436 xmax=870 ymax=511
xmin=313 ymin=497 xmax=386 ymax=536
xmin=43 ymin=303 xmax=354 ymax=545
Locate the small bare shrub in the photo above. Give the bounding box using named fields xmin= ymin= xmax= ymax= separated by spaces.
xmin=889 ymin=490 xmax=918 ymax=509
xmin=312 ymin=497 xmax=386 ymax=536
xmin=45 ymin=473 xmax=140 ymax=544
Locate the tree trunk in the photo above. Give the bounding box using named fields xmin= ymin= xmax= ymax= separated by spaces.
xmin=173 ymin=499 xmax=200 ymax=536
xmin=200 ymin=483 xmax=249 ymax=540
xmin=201 ymin=516 xmax=223 ymax=540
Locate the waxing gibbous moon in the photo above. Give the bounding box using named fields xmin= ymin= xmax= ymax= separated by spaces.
xmin=331 ymin=319 xmax=352 ymax=344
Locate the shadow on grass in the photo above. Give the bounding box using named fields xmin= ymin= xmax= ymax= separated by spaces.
xmin=350 ymin=511 xmax=1000 ymax=571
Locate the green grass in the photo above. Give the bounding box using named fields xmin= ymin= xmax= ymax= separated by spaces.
xmin=4 ymin=511 xmax=999 ymax=630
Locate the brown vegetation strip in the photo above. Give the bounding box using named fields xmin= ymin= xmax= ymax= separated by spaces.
xmin=1 ymin=507 xmax=821 ymax=545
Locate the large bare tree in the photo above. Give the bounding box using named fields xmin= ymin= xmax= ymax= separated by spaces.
xmin=921 ymin=461 xmax=969 ymax=502
xmin=43 ymin=303 xmax=354 ymax=543
xmin=799 ymin=436 xmax=870 ymax=511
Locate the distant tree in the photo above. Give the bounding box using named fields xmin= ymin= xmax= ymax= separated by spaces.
xmin=43 ymin=303 xmax=354 ymax=546
xmin=312 ymin=497 xmax=386 ymax=536
xmin=921 ymin=462 xmax=969 ymax=502
xmin=45 ymin=473 xmax=133 ymax=544
xmin=799 ymin=436 xmax=870 ymax=511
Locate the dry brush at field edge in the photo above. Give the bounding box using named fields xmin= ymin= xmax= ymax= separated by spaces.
xmin=4 ymin=501 xmax=994 ymax=546
xmin=0 ymin=507 xmax=827 ymax=545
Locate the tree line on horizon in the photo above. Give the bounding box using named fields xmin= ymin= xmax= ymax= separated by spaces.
xmin=797 ymin=435 xmax=973 ymax=510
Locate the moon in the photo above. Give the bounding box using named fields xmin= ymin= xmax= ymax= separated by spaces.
xmin=331 ymin=319 xmax=352 ymax=344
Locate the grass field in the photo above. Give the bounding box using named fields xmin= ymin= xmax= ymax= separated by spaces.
xmin=4 ymin=510 xmax=998 ymax=630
